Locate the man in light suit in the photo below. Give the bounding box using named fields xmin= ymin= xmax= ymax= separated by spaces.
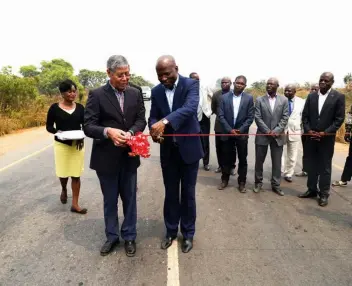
xmin=296 ymin=83 xmax=319 ymax=177
xmin=148 ymin=55 xmax=203 ymax=253
xmin=299 ymin=72 xmax=345 ymax=207
xmin=190 ymin=72 xmax=212 ymax=171
xmin=254 ymin=78 xmax=289 ymax=196
xmin=84 ymin=55 xmax=146 ymax=257
xmin=217 ymin=75 xmax=254 ymax=192
xmin=281 ymin=84 xmax=306 ymax=182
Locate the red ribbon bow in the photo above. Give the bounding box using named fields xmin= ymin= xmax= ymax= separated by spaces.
xmin=126 ymin=132 xmax=151 ymax=158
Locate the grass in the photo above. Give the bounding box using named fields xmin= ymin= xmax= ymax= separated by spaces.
xmin=0 ymin=93 xmax=87 ymax=136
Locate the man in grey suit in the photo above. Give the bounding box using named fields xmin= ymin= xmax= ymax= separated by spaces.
xmin=254 ymin=78 xmax=289 ymax=196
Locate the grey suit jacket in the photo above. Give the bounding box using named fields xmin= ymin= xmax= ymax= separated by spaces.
xmin=254 ymin=94 xmax=289 ymax=146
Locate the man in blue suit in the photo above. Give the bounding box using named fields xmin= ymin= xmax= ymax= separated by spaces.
xmin=148 ymin=55 xmax=203 ymax=253
xmin=218 ymin=75 xmax=254 ymax=192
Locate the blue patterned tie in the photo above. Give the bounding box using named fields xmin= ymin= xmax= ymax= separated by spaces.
xmin=289 ymin=99 xmax=292 ymax=115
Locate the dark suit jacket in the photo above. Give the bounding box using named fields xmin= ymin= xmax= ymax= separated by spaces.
xmin=302 ymin=89 xmax=345 ymax=135
xmin=211 ymin=89 xmax=224 ymax=133
xmin=83 ymin=82 xmax=147 ymax=173
xmin=148 ymin=75 xmax=204 ymax=166
xmin=218 ymin=91 xmax=255 ymax=140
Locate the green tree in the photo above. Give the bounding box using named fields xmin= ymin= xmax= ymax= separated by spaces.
xmin=129 ymin=74 xmax=154 ymax=88
xmin=0 ymin=74 xmax=38 ymax=110
xmin=19 ymin=65 xmax=40 ymax=78
xmin=1 ymin=66 xmax=13 ymax=75
xmin=251 ymin=80 xmax=266 ymax=91
xmin=78 ymin=69 xmax=107 ymax=89
xmin=38 ymin=59 xmax=83 ymax=96
xmin=344 ymin=73 xmax=352 ymax=85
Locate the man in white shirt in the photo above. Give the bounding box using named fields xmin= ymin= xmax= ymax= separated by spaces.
xmin=281 ymin=84 xmax=305 ymax=182
xmin=190 ymin=72 xmax=212 ymax=171
xmin=299 ymin=72 xmax=345 ymax=207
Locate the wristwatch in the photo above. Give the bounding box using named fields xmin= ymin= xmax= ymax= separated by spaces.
xmin=162 ymin=119 xmax=169 ymax=125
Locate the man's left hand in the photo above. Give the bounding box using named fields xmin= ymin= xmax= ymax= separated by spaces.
xmin=150 ymin=120 xmax=166 ymax=137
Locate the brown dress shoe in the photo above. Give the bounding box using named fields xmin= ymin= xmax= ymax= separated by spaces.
xmin=218 ymin=181 xmax=228 ymax=190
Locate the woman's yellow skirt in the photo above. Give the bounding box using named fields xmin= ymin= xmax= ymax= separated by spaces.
xmin=54 ymin=141 xmax=84 ymax=178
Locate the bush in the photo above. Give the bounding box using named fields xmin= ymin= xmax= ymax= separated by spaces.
xmin=0 ymin=74 xmax=39 ymax=111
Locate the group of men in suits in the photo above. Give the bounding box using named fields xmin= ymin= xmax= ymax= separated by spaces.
xmin=83 ymin=53 xmax=346 ymax=257
xmin=198 ymin=73 xmax=345 ymax=207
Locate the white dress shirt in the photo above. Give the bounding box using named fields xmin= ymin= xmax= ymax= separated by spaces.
xmin=197 ymin=86 xmax=212 ymax=121
xmin=233 ymin=92 xmax=242 ymax=124
xmin=165 ymin=76 xmax=179 ymax=111
xmin=267 ymin=94 xmax=277 ymax=111
xmin=318 ymin=88 xmax=331 ymax=115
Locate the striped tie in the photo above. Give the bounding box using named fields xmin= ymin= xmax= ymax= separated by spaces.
xmin=117 ymin=92 xmax=124 ymax=113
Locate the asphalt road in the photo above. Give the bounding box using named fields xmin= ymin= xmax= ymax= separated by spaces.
xmin=1 ymin=101 xmax=352 ymax=286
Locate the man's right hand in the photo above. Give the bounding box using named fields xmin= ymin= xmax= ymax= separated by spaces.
xmin=308 ymin=130 xmax=321 ymax=141
xmin=230 ymin=129 xmax=240 ymax=135
xmin=107 ymin=128 xmax=128 ymax=146
xmin=151 ymin=135 xmax=164 ymax=144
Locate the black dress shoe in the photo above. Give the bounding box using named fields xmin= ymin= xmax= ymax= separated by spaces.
xmin=218 ymin=181 xmax=228 ymax=190
xmin=298 ymin=190 xmax=317 ymax=198
xmin=181 ymin=238 xmax=193 ymax=253
xmin=318 ymin=196 xmax=328 ymax=207
xmin=215 ymin=167 xmax=222 ymax=173
xmin=100 ymin=239 xmax=119 ymax=256
xmin=161 ymin=236 xmax=177 ymax=250
xmin=124 ymin=240 xmax=136 ymax=257
xmin=273 ymin=188 xmax=284 ymax=196
xmin=203 ymin=165 xmax=210 ymax=171
xmin=238 ymin=183 xmax=246 ymax=193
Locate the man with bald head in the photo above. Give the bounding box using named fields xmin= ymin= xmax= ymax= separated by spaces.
xmin=281 ymin=84 xmax=305 ymax=182
xmin=254 ymin=78 xmax=289 ymax=196
xmin=300 ymin=72 xmax=345 ymax=206
xmin=148 ymin=55 xmax=203 ymax=253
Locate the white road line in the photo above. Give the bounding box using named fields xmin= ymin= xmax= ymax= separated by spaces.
xmin=0 ymin=144 xmax=53 ymax=173
xmin=167 ymin=241 xmax=180 ymax=286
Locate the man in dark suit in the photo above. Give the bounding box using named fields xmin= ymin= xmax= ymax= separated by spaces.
xmin=84 ymin=55 xmax=146 ymax=256
xmin=254 ymin=78 xmax=289 ymax=196
xmin=148 ymin=55 xmax=203 ymax=253
xmin=299 ymin=72 xmax=345 ymax=207
xmin=211 ymin=77 xmax=235 ymax=174
xmin=217 ymin=75 xmax=254 ymax=192
xmin=296 ymin=83 xmax=319 ymax=177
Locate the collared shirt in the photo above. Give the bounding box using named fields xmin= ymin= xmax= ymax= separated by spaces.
xmin=197 ymin=86 xmax=212 ymax=121
xmin=109 ymin=81 xmax=125 ymax=112
xmin=318 ymin=88 xmax=331 ymax=114
xmin=233 ymin=92 xmax=242 ymax=125
xmin=267 ymin=93 xmax=277 ymax=111
xmin=103 ymin=82 xmax=132 ymax=138
xmin=164 ymin=76 xmax=179 ymax=111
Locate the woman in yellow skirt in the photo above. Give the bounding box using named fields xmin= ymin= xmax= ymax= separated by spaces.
xmin=46 ymin=79 xmax=87 ymax=214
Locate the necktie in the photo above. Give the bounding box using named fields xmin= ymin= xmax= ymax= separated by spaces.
xmin=289 ymin=99 xmax=292 ymax=115
xmin=117 ymin=92 xmax=124 ymax=113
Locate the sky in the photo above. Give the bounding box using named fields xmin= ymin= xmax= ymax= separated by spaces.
xmin=0 ymin=0 xmax=351 ymax=88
